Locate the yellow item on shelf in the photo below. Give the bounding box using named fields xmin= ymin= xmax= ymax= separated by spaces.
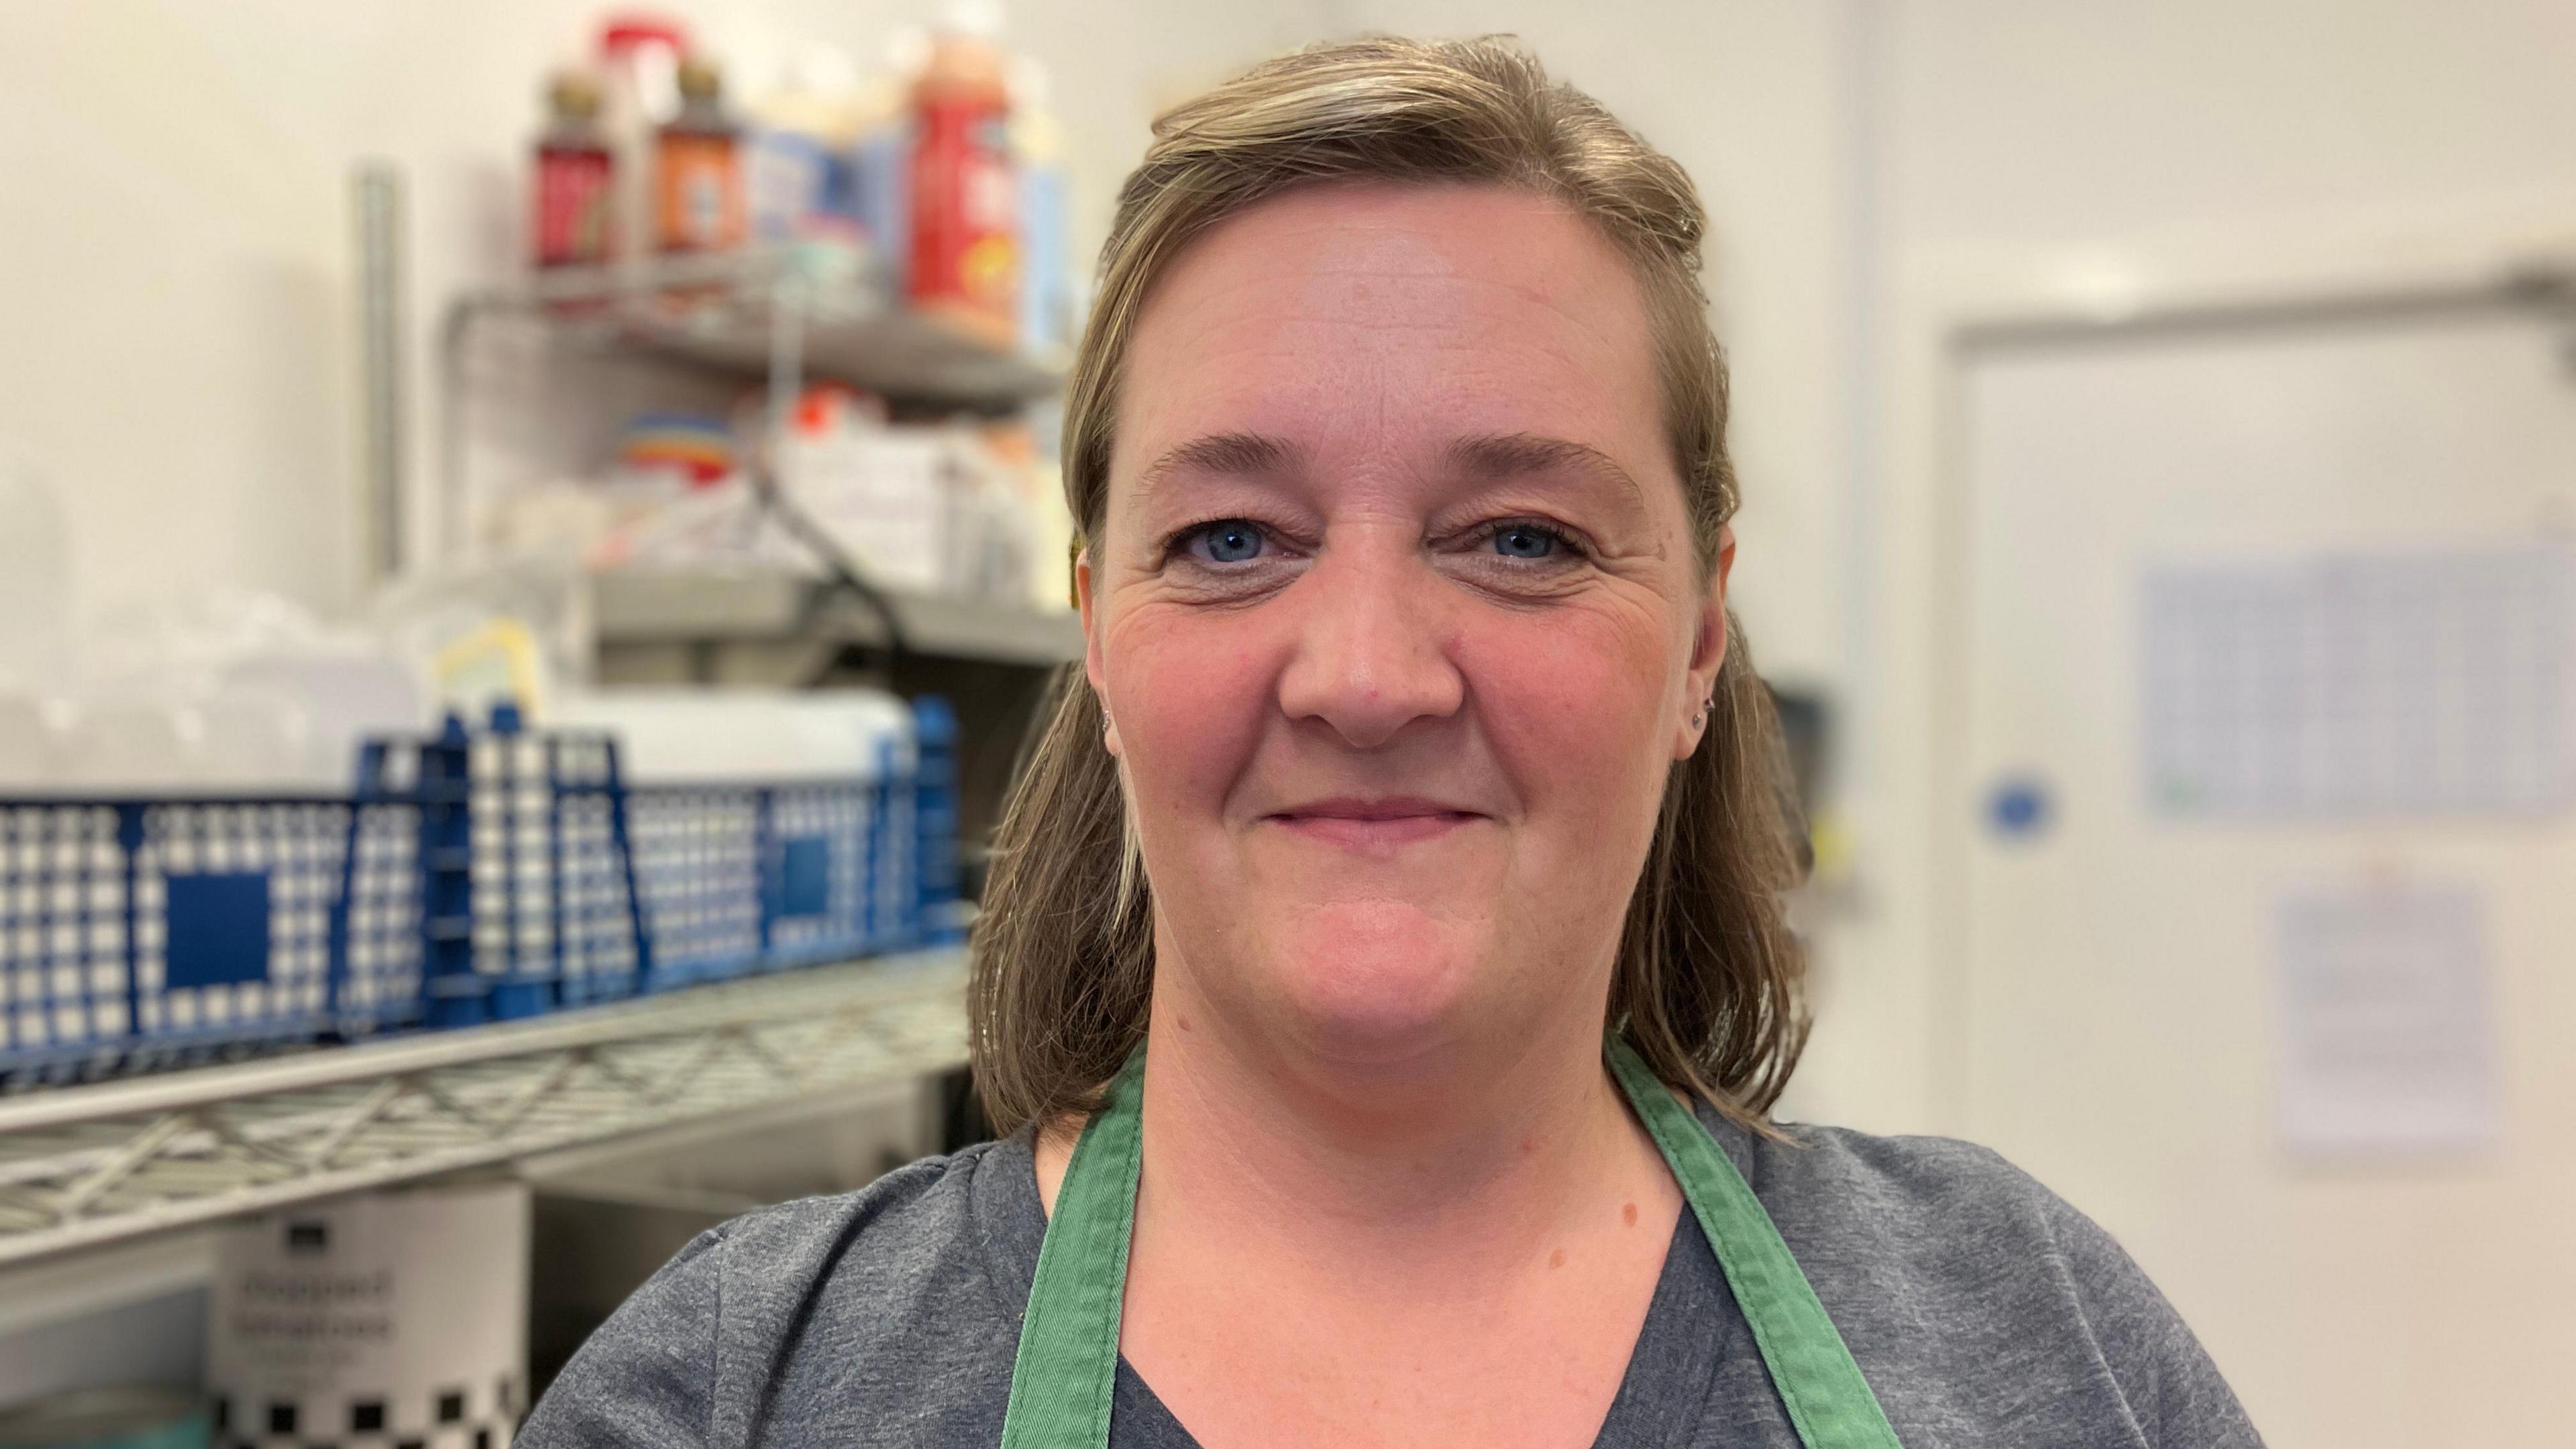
xmin=432 ymin=616 xmax=547 ymax=720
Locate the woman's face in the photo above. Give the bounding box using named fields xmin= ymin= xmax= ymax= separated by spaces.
xmin=1083 ymin=181 xmax=1732 ymax=1073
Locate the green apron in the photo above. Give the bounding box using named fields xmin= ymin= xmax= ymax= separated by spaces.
xmin=1000 ymin=1037 xmax=1904 ymax=1449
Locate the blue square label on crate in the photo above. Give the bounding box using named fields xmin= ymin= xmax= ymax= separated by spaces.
xmin=167 ymin=871 xmax=274 ymax=988
xmin=779 ymin=836 xmax=833 ymax=919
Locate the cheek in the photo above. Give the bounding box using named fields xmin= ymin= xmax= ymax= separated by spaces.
xmin=1100 ymin=609 xmax=1273 ymax=818
xmin=1462 ymin=602 xmax=1674 ymax=813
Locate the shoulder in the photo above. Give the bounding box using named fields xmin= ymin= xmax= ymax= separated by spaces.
xmin=691 ymin=1133 xmax=1028 ymax=1331
xmin=1713 ymin=1114 xmax=2263 ymax=1447
xmin=1736 ymin=1119 xmax=2087 ymax=1282
xmin=519 ymin=1134 xmax=1040 ymax=1449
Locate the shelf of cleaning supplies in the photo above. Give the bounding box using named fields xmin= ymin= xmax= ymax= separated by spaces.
xmin=0 ymin=947 xmax=967 ymax=1267
xmin=445 ymin=249 xmax=1069 ymax=407
xmin=590 ymin=569 xmax=1083 ymax=667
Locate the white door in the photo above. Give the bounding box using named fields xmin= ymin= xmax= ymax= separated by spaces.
xmin=1957 ymin=306 xmax=2576 ymax=1448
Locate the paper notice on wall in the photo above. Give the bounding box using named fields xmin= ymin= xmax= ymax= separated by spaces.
xmin=2273 ymin=884 xmax=2498 ymax=1157
xmin=2142 ymin=546 xmax=2576 ymax=817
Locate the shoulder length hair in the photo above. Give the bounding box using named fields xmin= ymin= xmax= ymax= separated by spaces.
xmin=969 ymin=34 xmax=1811 ymax=1134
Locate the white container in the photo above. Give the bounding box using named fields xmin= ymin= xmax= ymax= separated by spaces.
xmin=221 ymin=651 xmax=429 ymax=790
xmin=596 ymin=19 xmax=688 ymax=269
xmin=209 ymin=1181 xmax=529 ymax=1448
xmin=784 ymin=427 xmax=951 ymax=594
xmin=58 ymin=695 xmax=203 ymax=794
xmin=0 ymin=690 xmax=66 ymax=791
xmin=0 ymin=455 xmax=70 ymax=690
xmin=550 ymin=687 xmax=912 ymax=784
xmin=193 ymin=686 xmax=315 ymax=790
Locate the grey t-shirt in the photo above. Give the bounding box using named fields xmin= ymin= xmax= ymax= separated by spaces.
xmin=521 ymin=1104 xmax=2262 ymax=1447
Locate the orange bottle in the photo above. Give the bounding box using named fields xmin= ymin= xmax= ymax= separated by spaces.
xmin=657 ymin=56 xmax=744 ymax=254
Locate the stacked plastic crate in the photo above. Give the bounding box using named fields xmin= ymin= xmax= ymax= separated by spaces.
xmin=0 ymin=696 xmax=959 ymax=1081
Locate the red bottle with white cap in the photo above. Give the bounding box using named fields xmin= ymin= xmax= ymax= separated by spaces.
xmin=907 ymin=0 xmax=1017 ymax=341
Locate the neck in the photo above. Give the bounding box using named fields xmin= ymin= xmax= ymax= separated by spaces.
xmin=1115 ymin=953 xmax=1660 ymax=1270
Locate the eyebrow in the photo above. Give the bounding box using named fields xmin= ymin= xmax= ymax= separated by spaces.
xmin=1444 ymin=433 xmax=1647 ymax=510
xmin=1135 ymin=431 xmax=1304 ymax=498
xmin=1130 ymin=429 xmax=1646 ymax=509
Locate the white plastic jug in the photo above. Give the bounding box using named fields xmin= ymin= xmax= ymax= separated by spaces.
xmin=550 ymin=687 xmax=913 ymax=783
xmin=0 ymin=454 xmax=70 ymax=688
xmin=0 ymin=690 xmax=66 ymax=791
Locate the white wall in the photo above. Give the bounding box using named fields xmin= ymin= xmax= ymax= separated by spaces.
xmin=1887 ymin=0 xmax=2576 ymax=258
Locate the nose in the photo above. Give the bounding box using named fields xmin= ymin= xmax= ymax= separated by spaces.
xmin=1275 ymin=539 xmax=1466 ymax=749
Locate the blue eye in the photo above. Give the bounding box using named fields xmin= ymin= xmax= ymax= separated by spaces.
xmin=1190 ymin=521 xmax=1267 ymax=564
xmin=1492 ymin=524 xmax=1561 ymax=559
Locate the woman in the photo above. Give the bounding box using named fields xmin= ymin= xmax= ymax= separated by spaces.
xmin=525 ymin=36 xmax=2261 ymax=1448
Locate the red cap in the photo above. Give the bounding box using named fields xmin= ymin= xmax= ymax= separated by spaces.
xmin=599 ymin=15 xmax=687 ymax=54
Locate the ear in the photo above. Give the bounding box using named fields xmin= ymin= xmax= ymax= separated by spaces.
xmin=1672 ymin=525 xmax=1736 ymax=761
xmin=1075 ymin=547 xmax=1122 ymax=759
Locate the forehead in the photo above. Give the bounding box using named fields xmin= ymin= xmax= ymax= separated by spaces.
xmin=1109 ymin=180 xmax=1669 ymax=501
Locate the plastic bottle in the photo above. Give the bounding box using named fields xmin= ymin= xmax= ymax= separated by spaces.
xmin=657 ymin=56 xmax=745 ymax=255
xmin=908 ymin=0 xmax=1017 ymax=341
xmin=597 ymin=15 xmax=690 ymax=264
xmin=531 ymin=70 xmax=615 ymax=270
xmin=847 ymin=64 xmax=914 ymax=294
xmin=747 ymin=48 xmax=860 ymax=246
xmin=1009 ymin=57 xmax=1071 ymax=354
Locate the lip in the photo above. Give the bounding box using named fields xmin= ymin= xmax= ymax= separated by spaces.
xmin=1263 ymin=796 xmax=1486 ymax=848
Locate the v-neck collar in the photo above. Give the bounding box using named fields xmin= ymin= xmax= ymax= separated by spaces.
xmin=973 ymin=1120 xmax=1741 ymax=1448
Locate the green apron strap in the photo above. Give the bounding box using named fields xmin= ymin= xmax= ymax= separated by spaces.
xmin=999 ymin=1043 xmax=1147 ymax=1449
xmin=1605 ymin=1036 xmax=1905 ymax=1449
xmin=1000 ymin=1036 xmax=1904 ymax=1449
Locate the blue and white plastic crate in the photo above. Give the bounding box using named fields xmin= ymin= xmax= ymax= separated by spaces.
xmin=0 ymin=696 xmax=959 ymax=1079
xmin=0 ymin=792 xmax=423 ymax=1079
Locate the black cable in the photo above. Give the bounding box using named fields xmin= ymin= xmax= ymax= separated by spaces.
xmin=747 ymin=463 xmax=912 ymax=682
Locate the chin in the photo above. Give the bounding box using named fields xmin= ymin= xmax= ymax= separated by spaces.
xmin=1250 ymin=900 xmax=1489 ymax=1063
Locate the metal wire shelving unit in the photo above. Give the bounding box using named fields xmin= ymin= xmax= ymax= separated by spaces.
xmin=0 ymin=947 xmax=965 ymax=1268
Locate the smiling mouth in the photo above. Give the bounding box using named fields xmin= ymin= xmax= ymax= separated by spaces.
xmin=1263 ymin=798 xmax=1486 ymax=847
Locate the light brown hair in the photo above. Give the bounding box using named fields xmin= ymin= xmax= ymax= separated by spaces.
xmin=969 ymin=34 xmax=1809 ymax=1132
